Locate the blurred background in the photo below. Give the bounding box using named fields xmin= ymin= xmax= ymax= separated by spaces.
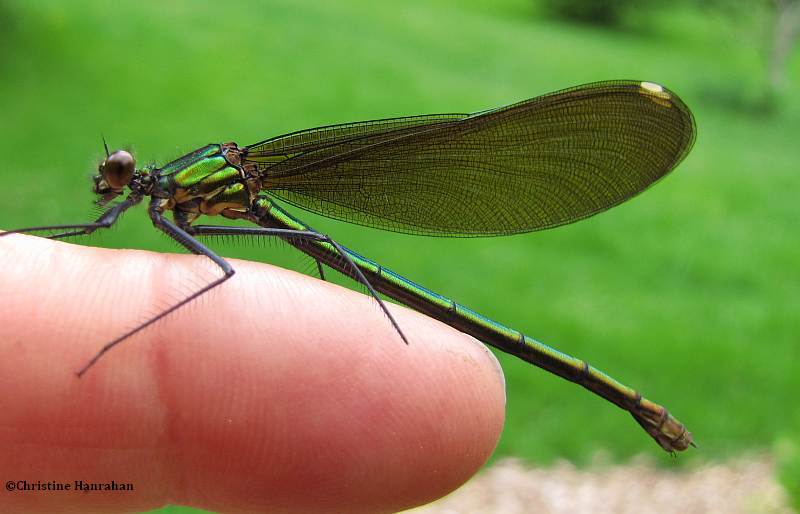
xmin=0 ymin=0 xmax=797 ymax=512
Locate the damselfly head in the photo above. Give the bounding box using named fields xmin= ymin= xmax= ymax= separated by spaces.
xmin=94 ymin=149 xmax=135 ymax=199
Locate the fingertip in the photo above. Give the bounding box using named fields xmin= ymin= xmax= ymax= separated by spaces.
xmin=0 ymin=235 xmax=507 ymax=513
xmin=159 ymin=257 xmax=507 ymax=512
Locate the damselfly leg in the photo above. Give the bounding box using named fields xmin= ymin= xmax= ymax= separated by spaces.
xmin=0 ymin=196 xmax=140 ymax=240
xmin=187 ymin=223 xmax=408 ymax=345
xmin=75 ymin=201 xmax=235 ymax=376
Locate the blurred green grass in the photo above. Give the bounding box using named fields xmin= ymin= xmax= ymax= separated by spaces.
xmin=0 ymin=0 xmax=797 ymax=511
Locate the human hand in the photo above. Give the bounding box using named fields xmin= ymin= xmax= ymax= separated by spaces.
xmin=0 ymin=234 xmax=505 ymax=514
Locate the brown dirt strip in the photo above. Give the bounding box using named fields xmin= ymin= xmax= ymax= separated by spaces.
xmin=408 ymin=456 xmax=794 ymax=514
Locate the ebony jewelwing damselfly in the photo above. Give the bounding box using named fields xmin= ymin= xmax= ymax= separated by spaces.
xmin=2 ymin=80 xmax=696 ymax=452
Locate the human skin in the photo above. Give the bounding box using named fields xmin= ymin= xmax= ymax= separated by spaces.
xmin=0 ymin=234 xmax=506 ymax=514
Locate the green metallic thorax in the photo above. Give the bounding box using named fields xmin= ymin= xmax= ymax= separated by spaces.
xmin=157 ymin=143 xmax=258 ymax=222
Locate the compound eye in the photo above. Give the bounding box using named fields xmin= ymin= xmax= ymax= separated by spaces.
xmin=102 ymin=150 xmax=135 ymax=190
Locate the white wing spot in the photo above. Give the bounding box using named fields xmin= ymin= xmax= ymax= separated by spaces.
xmin=639 ymin=81 xmax=673 ymax=107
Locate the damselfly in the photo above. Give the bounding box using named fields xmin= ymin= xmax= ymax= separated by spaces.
xmin=2 ymin=81 xmax=696 ymax=452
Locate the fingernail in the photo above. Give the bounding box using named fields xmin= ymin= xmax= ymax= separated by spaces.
xmin=464 ymin=334 xmax=506 ymax=405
